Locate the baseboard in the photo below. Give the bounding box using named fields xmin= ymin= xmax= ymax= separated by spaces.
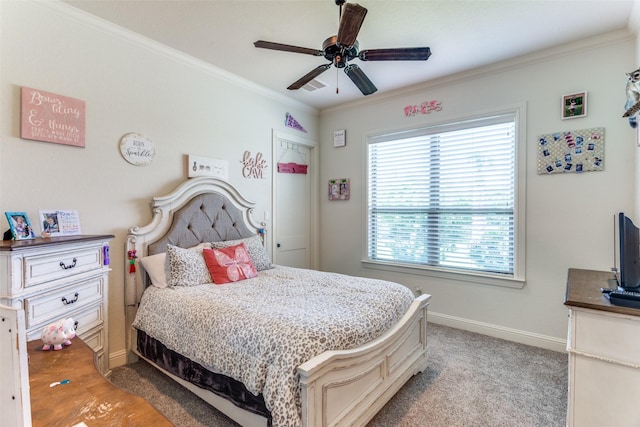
xmin=427 ymin=311 xmax=567 ymax=353
xmin=109 ymin=348 xmax=128 ymax=370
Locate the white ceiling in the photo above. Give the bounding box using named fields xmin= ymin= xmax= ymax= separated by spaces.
xmin=63 ymin=0 xmax=639 ymax=110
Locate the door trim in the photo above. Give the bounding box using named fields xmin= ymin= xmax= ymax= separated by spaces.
xmin=271 ymin=130 xmax=319 ymax=269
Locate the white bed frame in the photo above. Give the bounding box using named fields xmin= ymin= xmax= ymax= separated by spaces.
xmin=125 ymin=177 xmax=431 ymax=427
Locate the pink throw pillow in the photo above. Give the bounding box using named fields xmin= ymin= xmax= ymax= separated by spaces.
xmin=203 ymin=244 xmax=257 ymax=284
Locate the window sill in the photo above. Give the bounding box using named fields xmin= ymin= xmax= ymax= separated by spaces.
xmin=361 ymin=260 xmax=525 ymax=289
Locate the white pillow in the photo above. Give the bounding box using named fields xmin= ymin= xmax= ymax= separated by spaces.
xmin=210 ymin=235 xmax=273 ymax=271
xmin=139 ymin=252 xmax=168 ymax=288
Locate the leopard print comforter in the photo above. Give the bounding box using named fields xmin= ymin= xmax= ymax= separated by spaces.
xmin=133 ymin=265 xmax=414 ymax=426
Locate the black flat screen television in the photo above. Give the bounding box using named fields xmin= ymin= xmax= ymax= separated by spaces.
xmin=618 ymin=212 xmax=640 ymax=292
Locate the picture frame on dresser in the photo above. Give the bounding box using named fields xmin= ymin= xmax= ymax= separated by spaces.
xmin=4 ymin=211 xmax=35 ymax=240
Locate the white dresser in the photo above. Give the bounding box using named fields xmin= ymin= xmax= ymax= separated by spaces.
xmin=0 ymin=235 xmax=113 ymax=374
xmin=564 ymin=268 xmax=640 ymax=427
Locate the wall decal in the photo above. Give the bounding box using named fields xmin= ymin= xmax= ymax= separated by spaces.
xmin=537 ymin=127 xmax=604 ymax=174
xmin=404 ymin=100 xmax=442 ymax=117
xmin=285 ymin=112 xmax=307 ymax=132
xmin=241 ymin=151 xmax=268 ymax=179
xmin=21 ymin=87 xmax=86 ymax=147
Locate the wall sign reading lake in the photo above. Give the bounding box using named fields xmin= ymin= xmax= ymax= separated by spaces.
xmin=21 ymin=87 xmax=86 ymax=147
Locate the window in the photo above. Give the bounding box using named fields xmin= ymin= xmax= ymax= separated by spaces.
xmin=366 ymin=109 xmax=525 ymax=285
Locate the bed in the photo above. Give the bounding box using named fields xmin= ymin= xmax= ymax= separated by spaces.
xmin=125 ymin=177 xmax=431 ymax=427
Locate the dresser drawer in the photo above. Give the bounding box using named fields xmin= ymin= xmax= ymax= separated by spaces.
xmin=25 ymin=276 xmax=105 ymax=329
xmin=571 ymin=308 xmax=640 ymax=367
xmin=24 ymin=245 xmax=103 ymax=288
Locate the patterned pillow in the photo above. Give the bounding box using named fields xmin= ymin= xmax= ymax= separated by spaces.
xmin=202 ymin=244 xmax=257 ymax=284
xmin=211 ymin=235 xmax=273 ymax=271
xmin=167 ymin=244 xmax=212 ymax=287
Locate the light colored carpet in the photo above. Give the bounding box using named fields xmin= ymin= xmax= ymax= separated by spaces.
xmin=109 ymin=323 xmax=567 ymax=426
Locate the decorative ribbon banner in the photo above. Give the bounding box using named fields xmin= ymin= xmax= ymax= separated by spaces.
xmin=277 ymin=162 xmax=308 ymax=174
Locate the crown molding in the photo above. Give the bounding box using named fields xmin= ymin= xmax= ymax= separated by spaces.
xmin=29 ymin=0 xmax=318 ymax=115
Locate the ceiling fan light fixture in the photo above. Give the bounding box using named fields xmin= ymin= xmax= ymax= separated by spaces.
xmin=254 ymin=1 xmax=430 ymax=97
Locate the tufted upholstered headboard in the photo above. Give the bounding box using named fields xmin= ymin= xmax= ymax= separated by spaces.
xmin=147 ymin=192 xmax=255 ymax=256
xmin=125 ymin=177 xmax=264 ymax=354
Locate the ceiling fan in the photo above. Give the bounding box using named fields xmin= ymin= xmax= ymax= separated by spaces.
xmin=254 ymin=0 xmax=431 ymax=96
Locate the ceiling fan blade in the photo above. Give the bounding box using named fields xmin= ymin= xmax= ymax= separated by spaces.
xmin=287 ymin=64 xmax=332 ymax=90
xmin=254 ymin=40 xmax=324 ymax=56
xmin=344 ymin=64 xmax=377 ymax=95
xmin=337 ymin=3 xmax=367 ymax=48
xmin=359 ymin=47 xmax=432 ymax=61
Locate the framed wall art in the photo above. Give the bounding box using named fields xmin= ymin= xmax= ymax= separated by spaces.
xmin=562 ymin=92 xmax=587 ymax=119
xmin=4 ymin=212 xmax=35 ymax=240
xmin=329 ymin=178 xmax=350 ymax=201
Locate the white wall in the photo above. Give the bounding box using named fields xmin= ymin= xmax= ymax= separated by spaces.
xmin=0 ymin=1 xmax=318 ymax=368
xmin=319 ymin=32 xmax=638 ymax=350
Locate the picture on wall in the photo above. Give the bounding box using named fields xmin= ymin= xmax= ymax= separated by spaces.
xmin=329 ymin=178 xmax=350 ymax=201
xmin=561 ymin=91 xmax=587 ymax=119
xmin=537 ymin=127 xmax=604 ymax=175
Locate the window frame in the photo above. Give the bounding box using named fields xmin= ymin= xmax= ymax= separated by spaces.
xmin=362 ymin=104 xmax=526 ymax=289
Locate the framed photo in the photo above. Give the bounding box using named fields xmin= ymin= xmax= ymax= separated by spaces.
xmin=5 ymin=212 xmax=35 ymax=240
xmin=39 ymin=209 xmax=81 ymax=237
xmin=562 ymin=92 xmax=587 ymax=119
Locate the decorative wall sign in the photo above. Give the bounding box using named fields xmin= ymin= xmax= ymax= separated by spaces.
xmin=21 ymin=87 xmax=86 ymax=147
xmin=562 ymin=92 xmax=587 ymax=119
xmin=537 ymin=127 xmax=604 ymax=174
xmin=404 ymin=100 xmax=442 ymax=117
xmin=285 ymin=112 xmax=307 ymax=132
xmin=277 ymin=162 xmax=308 ymax=174
xmin=119 ymin=133 xmax=156 ymax=166
xmin=241 ymin=151 xmax=268 ymax=179
xmin=333 ymin=129 xmax=346 ymax=147
xmin=188 ymin=154 xmax=228 ymax=179
xmin=328 ymin=178 xmax=350 ymax=201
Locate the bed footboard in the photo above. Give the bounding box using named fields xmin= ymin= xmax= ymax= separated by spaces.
xmin=299 ymin=293 xmax=430 ymax=427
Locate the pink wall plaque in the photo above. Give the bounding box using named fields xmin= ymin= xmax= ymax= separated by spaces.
xmin=21 ymin=87 xmax=86 ymax=147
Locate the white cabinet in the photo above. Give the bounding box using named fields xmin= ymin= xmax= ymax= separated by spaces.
xmin=565 ymin=269 xmax=640 ymax=427
xmin=0 ymin=235 xmax=113 ymax=374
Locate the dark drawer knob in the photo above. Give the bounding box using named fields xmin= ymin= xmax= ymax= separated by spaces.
xmin=61 ymin=292 xmax=79 ymax=305
xmin=59 ymin=258 xmax=77 ymax=270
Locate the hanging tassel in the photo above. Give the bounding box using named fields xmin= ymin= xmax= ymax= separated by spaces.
xmin=128 ymin=250 xmax=137 ymax=274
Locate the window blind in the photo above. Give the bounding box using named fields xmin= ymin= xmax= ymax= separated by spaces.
xmin=367 ymin=114 xmax=517 ymax=276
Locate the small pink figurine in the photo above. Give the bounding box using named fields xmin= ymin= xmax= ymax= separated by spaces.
xmin=41 ymin=318 xmax=76 ymax=351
